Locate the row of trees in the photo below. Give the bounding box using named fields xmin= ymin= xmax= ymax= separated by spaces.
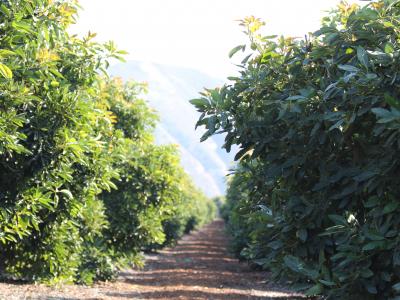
xmin=192 ymin=1 xmax=400 ymax=298
xmin=0 ymin=0 xmax=216 ymax=284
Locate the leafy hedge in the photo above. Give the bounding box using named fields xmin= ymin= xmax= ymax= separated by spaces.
xmin=0 ymin=0 xmax=216 ymax=284
xmin=192 ymin=1 xmax=400 ymax=298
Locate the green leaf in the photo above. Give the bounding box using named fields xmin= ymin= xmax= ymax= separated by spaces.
xmin=189 ymin=98 xmax=210 ymax=109
xmin=362 ymin=241 xmax=384 ymax=251
xmin=383 ymin=20 xmax=394 ymax=27
xmin=372 ymin=107 xmax=391 ymax=117
xmin=241 ymin=53 xmax=252 ymax=64
xmin=338 ymin=64 xmax=359 ymax=72
xmin=283 ymin=255 xmax=318 ymax=279
xmin=393 ymin=251 xmax=400 ymax=266
xmin=296 ymin=228 xmax=308 ymax=242
xmin=305 ymin=283 xmax=323 ymax=296
xmin=286 ymin=95 xmax=307 ymax=101
xmin=328 ymin=119 xmax=344 ymax=131
xmin=59 ymin=189 xmax=73 ymax=199
xmin=364 ymin=230 xmax=385 ymax=241
xmin=365 ymin=282 xmax=377 ymax=294
xmin=0 ymin=63 xmax=12 ymax=79
xmin=372 ymin=107 xmax=400 ymax=123
xmin=116 ymin=50 xmax=129 ymax=55
xmin=328 ymin=214 xmax=347 ymax=225
xmin=228 ymin=45 xmax=245 ymax=58
xmin=384 ymin=43 xmax=394 ymax=54
xmin=267 ymin=240 xmax=283 ymax=250
xmin=384 ymin=93 xmax=400 ymax=109
xmin=393 ymin=283 xmax=400 ymax=292
xmin=0 ymin=4 xmax=9 ymax=16
xmin=234 ymin=146 xmax=253 ymax=161
xmin=319 ymin=279 xmax=336 ymax=287
xmin=364 ymin=196 xmax=379 ymax=208
xmin=361 ymin=268 xmax=374 ymax=278
xmin=0 ymin=49 xmax=16 ymax=57
xmin=354 ymin=171 xmax=377 ymax=182
xmin=49 ymin=68 xmax=65 ymax=79
xmin=284 ymin=255 xmax=302 ymax=272
xmin=11 ymin=20 xmax=34 ymax=34
xmin=383 ymin=202 xmax=398 ymax=214
xmin=253 ymin=258 xmax=269 ymax=266
xmin=4 ymin=234 xmax=17 ymax=243
xmin=38 ymin=197 xmax=55 ymax=210
xmin=357 ymin=46 xmax=369 ymax=68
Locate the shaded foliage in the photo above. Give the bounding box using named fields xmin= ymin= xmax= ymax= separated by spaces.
xmin=192 ymin=1 xmax=400 ymax=298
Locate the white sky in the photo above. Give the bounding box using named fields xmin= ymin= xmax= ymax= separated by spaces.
xmin=71 ymin=0 xmax=360 ymax=79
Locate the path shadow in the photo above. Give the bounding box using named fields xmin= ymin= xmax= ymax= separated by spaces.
xmin=115 ymin=220 xmax=306 ymax=299
xmin=105 ymin=290 xmax=306 ymax=300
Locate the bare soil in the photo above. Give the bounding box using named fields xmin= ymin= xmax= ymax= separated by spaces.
xmin=0 ymin=219 xmax=305 ymax=300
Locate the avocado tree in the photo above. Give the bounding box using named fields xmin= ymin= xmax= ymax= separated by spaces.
xmin=0 ymin=0 xmax=216 ymax=284
xmin=0 ymin=0 xmax=124 ymax=282
xmin=192 ymin=1 xmax=400 ymax=298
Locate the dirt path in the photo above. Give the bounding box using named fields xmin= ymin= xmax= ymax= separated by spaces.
xmin=0 ymin=220 xmax=304 ymax=300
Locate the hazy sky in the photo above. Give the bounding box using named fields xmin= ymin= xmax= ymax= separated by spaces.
xmin=71 ymin=0 xmax=360 ymax=79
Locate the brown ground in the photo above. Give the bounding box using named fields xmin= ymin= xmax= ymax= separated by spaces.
xmin=0 ymin=220 xmax=305 ymax=300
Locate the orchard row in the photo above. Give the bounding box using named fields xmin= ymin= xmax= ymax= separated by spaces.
xmin=0 ymin=0 xmax=216 ymax=284
xmin=192 ymin=1 xmax=400 ymax=298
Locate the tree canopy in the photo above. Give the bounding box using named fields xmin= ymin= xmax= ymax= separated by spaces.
xmin=192 ymin=1 xmax=400 ymax=298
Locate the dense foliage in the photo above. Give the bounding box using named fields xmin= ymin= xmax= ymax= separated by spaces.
xmin=0 ymin=0 xmax=215 ymax=284
xmin=192 ymin=1 xmax=400 ymax=298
